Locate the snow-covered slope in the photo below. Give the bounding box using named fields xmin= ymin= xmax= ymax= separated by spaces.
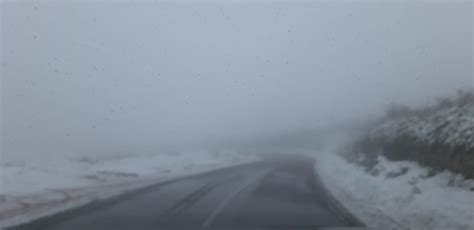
xmin=355 ymin=92 xmax=474 ymax=177
xmin=314 ymin=94 xmax=474 ymax=230
xmin=370 ymin=99 xmax=474 ymax=150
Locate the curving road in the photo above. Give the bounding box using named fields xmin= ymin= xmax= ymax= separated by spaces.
xmin=9 ymin=155 xmax=366 ymax=230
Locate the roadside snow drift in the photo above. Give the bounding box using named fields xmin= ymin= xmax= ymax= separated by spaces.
xmin=0 ymin=150 xmax=257 ymax=228
xmin=315 ymin=151 xmax=474 ymax=230
xmin=2 ymin=150 xmax=252 ymax=197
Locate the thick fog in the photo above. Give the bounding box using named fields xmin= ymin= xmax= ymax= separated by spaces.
xmin=1 ymin=1 xmax=472 ymax=159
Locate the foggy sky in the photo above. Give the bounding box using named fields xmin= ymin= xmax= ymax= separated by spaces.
xmin=1 ymin=1 xmax=472 ymax=158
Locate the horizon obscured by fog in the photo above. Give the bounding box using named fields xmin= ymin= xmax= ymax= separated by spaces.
xmin=2 ymin=1 xmax=472 ymax=159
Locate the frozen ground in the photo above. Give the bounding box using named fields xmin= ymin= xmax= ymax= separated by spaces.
xmin=1 ymin=150 xmax=253 ymax=197
xmin=0 ymin=150 xmax=257 ymax=228
xmin=315 ymin=151 xmax=474 ymax=230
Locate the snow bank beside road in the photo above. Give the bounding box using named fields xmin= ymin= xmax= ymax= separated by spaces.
xmin=0 ymin=150 xmax=257 ymax=227
xmin=2 ymin=150 xmax=253 ymax=197
xmin=315 ymin=152 xmax=474 ymax=230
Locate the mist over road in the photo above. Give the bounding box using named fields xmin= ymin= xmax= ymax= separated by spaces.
xmin=8 ymin=155 xmax=364 ymax=230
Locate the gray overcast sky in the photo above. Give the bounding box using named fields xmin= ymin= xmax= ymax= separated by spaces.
xmin=1 ymin=0 xmax=472 ymax=158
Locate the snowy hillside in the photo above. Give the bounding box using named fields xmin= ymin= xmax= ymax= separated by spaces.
xmin=370 ymin=96 xmax=474 ymax=150
xmin=317 ymin=91 xmax=474 ymax=229
xmin=354 ymin=91 xmax=474 ymax=177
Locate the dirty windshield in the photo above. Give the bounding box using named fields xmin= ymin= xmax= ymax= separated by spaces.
xmin=1 ymin=1 xmax=473 ymax=230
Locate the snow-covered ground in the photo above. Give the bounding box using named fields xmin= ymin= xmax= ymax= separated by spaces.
xmin=315 ymin=151 xmax=474 ymax=230
xmin=0 ymin=150 xmax=257 ymax=228
xmin=1 ymin=150 xmax=253 ymax=197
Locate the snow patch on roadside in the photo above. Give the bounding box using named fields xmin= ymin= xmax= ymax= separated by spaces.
xmin=0 ymin=150 xmax=257 ymax=228
xmin=2 ymin=150 xmax=254 ymax=197
xmin=315 ymin=151 xmax=474 ymax=230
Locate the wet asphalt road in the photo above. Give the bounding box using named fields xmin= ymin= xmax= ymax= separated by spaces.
xmin=9 ymin=155 xmax=364 ymax=230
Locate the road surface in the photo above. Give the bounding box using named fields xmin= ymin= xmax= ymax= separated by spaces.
xmin=9 ymin=155 xmax=365 ymax=230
